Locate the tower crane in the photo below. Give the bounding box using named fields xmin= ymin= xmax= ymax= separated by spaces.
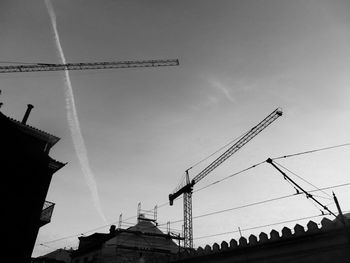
xmin=169 ymin=108 xmax=283 ymax=248
xmin=0 ymin=59 xmax=179 ymax=73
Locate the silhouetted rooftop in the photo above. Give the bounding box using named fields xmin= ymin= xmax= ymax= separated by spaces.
xmin=7 ymin=115 xmax=60 ymax=148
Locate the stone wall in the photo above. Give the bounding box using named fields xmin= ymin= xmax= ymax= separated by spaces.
xmin=157 ymin=217 xmax=350 ymax=263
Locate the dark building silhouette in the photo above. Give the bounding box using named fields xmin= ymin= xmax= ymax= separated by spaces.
xmin=0 ymin=105 xmax=65 ymax=262
xmin=168 ymin=215 xmax=350 ymax=263
xmin=71 ymin=217 xmax=180 ymax=263
xmin=31 ymin=248 xmax=73 ymax=263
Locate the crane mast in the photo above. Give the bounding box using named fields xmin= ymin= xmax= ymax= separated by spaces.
xmin=169 ymin=108 xmax=283 ymax=248
xmin=0 ymin=59 xmax=179 ymax=73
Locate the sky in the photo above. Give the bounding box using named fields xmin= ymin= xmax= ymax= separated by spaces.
xmin=1 ymin=0 xmax=350 ymax=257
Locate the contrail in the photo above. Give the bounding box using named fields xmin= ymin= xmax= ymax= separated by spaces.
xmin=45 ymin=0 xmax=107 ymax=223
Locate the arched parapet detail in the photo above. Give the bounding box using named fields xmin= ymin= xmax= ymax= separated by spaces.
xmin=230 ymin=238 xmax=238 ymax=249
xmin=259 ymin=232 xmax=269 ymax=243
xmin=332 ymin=216 xmax=345 ymax=228
xmin=189 ymin=248 xmax=197 ymax=257
xmin=204 ymin=244 xmax=212 ymax=254
xmin=212 ymin=243 xmax=220 ymax=252
xmin=281 ymin=227 xmax=292 ymax=238
xmin=197 ymin=246 xmax=204 ymax=255
xmin=177 ymin=251 xmax=186 ymax=260
xmin=306 ymin=220 xmax=320 ymax=234
xmin=221 ymin=241 xmax=229 ymax=251
xmin=172 ymin=252 xmax=180 ymax=261
xmin=239 ymin=236 xmax=247 ymax=247
xmin=270 ymin=229 xmax=280 ymax=241
xmin=321 ymin=217 xmax=336 ymax=230
xmin=294 ymin=224 xmax=305 ymax=236
xmin=248 ymin=234 xmax=258 ymax=245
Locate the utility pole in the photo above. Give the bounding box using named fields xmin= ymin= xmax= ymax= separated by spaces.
xmin=266 ymin=158 xmax=337 ymax=218
xmin=333 ymin=192 xmax=350 ymax=242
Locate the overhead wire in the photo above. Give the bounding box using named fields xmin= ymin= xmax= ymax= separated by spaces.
xmin=193 ymin=212 xmax=342 ymax=241
xmin=41 ymin=150 xmax=332 ymax=242
xmin=162 ymin=181 xmax=350 ymax=226
xmin=269 ymin=160 xmax=343 ymax=218
xmin=38 ymin=142 xmax=350 ymax=246
xmin=134 ymin=183 xmax=350 ymax=231
xmin=194 ymin=160 xmax=266 ymax=194
xmin=192 ymin=141 xmax=350 ymax=198
xmin=271 ymin=142 xmax=350 ymax=160
xmin=273 ymin=161 xmax=332 ymax=199
xmin=38 ymin=180 xmax=350 ymax=246
xmin=166 ymin=141 xmax=350 ymax=211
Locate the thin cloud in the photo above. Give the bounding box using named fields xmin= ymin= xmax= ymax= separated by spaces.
xmin=210 ymin=79 xmax=235 ymax=103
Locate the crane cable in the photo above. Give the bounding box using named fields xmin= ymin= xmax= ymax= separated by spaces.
xmin=172 ymin=130 xmax=250 ymax=193
xmin=187 ymin=130 xmax=250 ymax=171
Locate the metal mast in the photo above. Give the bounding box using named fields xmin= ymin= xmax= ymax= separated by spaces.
xmin=183 ymin=170 xmax=193 ymax=248
xmin=0 ymin=59 xmax=179 ymax=73
xmin=169 ymin=108 xmax=283 ymax=248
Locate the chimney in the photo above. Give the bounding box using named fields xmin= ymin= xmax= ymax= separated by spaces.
xmin=22 ymin=104 xmax=34 ymax=124
xmin=109 ymin=225 xmax=116 ymax=234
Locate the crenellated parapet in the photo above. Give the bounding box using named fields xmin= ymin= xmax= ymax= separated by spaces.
xmin=171 ymin=216 xmax=350 ymax=262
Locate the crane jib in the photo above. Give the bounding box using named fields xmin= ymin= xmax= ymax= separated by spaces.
xmin=0 ymin=59 xmax=180 ymax=73
xmin=169 ymin=108 xmax=282 ymax=205
xmin=192 ymin=108 xmax=282 ymax=184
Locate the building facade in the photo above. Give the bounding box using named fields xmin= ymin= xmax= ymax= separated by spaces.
xmin=169 ymin=216 xmax=350 ymax=263
xmin=71 ymin=218 xmax=180 ymax=263
xmin=1 ymin=105 xmax=65 ymax=262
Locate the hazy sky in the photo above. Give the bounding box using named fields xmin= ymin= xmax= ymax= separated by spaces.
xmin=1 ymin=0 xmax=350 ymax=257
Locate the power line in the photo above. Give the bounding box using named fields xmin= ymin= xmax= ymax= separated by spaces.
xmin=193 ymin=213 xmax=333 ymax=240
xmin=166 ymin=181 xmax=350 ymax=226
xmin=193 ymin=141 xmax=350 ymax=197
xmin=38 ymin=142 xmax=350 ymax=246
xmin=194 ymin=160 xmax=266 ymax=194
xmin=166 ymin=142 xmax=350 ymax=206
xmin=40 ymin=176 xmax=350 ymax=246
xmin=38 ymin=179 xmax=350 ymax=246
xmin=271 ymin=142 xmax=350 ymax=160
xmin=195 ymin=208 xmax=349 ymax=242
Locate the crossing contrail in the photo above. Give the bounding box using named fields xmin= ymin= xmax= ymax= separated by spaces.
xmin=45 ymin=0 xmax=107 ymax=223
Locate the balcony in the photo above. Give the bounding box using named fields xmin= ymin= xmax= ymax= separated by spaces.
xmin=39 ymin=201 xmax=55 ymax=227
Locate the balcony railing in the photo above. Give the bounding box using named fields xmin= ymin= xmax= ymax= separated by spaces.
xmin=40 ymin=201 xmax=55 ymax=227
